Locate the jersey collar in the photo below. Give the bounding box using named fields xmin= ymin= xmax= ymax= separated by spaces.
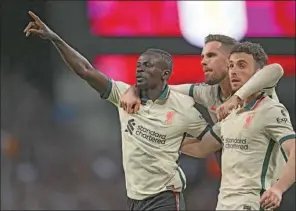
xmin=141 ymin=85 xmax=170 ymax=104
xmin=244 ymin=92 xmax=266 ymax=111
xmin=217 ymin=86 xmax=232 ymax=103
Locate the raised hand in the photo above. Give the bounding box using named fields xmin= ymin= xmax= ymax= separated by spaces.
xmin=23 ymin=11 xmax=56 ymax=40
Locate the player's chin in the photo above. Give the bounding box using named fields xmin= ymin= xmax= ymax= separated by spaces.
xmin=136 ymin=81 xmax=148 ymax=90
xmin=230 ymin=83 xmax=242 ymax=92
xmin=205 ymin=77 xmax=219 ymax=85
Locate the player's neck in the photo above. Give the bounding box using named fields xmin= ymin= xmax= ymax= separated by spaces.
xmin=140 ymin=84 xmax=166 ymax=101
xmin=219 ymin=77 xmax=232 ymax=99
xmin=244 ymin=92 xmax=261 ymax=106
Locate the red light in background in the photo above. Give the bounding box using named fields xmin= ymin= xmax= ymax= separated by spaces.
xmin=88 ymin=1 xmax=295 ymax=37
xmin=88 ymin=1 xmax=180 ymax=37
xmin=93 ymin=55 xmax=295 ymax=85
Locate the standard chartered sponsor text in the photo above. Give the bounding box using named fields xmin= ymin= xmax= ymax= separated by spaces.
xmin=136 ymin=125 xmax=166 ymax=144
xmin=223 ymin=137 xmax=248 ymax=150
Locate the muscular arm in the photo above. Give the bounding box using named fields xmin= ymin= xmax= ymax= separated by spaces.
xmin=181 ymin=131 xmax=222 ymax=158
xmin=51 ymin=35 xmax=109 ymax=95
xmin=273 ymin=138 xmax=295 ymax=193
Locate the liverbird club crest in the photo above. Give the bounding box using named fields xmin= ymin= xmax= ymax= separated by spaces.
xmin=165 ymin=111 xmax=175 ymax=125
xmin=244 ymin=114 xmax=255 ymax=128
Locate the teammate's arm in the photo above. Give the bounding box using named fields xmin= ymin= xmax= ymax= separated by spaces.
xmin=216 ymin=63 xmax=284 ymax=120
xmin=120 ymin=83 xmax=211 ymax=114
xmin=24 ymin=11 xmax=109 ymax=95
xmin=181 ymin=122 xmax=222 ymax=158
xmin=260 ymin=106 xmax=296 ymax=210
xmin=235 ymin=63 xmax=283 ymax=100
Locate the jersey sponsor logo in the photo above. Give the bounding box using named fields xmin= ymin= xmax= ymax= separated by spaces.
xmin=277 ymin=109 xmax=288 ymax=123
xmin=165 ymin=111 xmax=175 ymax=125
xmin=125 ymin=119 xmax=167 ymax=144
xmin=281 ymin=109 xmax=287 ymax=117
xmin=125 ymin=119 xmax=136 ymax=135
xmin=276 ymin=117 xmax=288 ymax=124
xmin=221 ymin=136 xmax=249 ymax=151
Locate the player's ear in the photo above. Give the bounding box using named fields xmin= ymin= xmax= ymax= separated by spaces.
xmin=162 ymin=70 xmax=171 ymax=80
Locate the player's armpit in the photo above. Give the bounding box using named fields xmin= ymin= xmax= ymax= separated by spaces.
xmin=119 ymin=85 xmax=141 ymax=114
xmin=181 ymin=132 xmax=222 ymax=158
xmin=270 ymin=138 xmax=295 ymax=195
xmin=235 ymin=63 xmax=283 ymax=100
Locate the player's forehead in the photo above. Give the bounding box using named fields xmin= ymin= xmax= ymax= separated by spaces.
xmin=201 ymin=41 xmax=223 ymax=55
xmin=138 ymin=52 xmax=160 ymax=63
xmin=229 ymin=52 xmax=254 ymax=64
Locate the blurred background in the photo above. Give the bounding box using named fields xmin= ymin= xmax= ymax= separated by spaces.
xmin=1 ymin=0 xmax=295 ymax=210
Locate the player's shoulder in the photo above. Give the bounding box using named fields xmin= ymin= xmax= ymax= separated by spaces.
xmin=169 ymin=89 xmax=195 ymax=106
xmin=262 ymin=96 xmax=288 ymax=113
xmin=111 ymin=79 xmax=130 ymax=88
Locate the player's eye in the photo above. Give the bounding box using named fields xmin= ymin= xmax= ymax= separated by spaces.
xmin=207 ymin=53 xmax=215 ymax=58
xmin=239 ymin=63 xmax=246 ymax=69
xmin=145 ymin=62 xmax=153 ymax=68
xmin=228 ymin=63 xmax=234 ymax=68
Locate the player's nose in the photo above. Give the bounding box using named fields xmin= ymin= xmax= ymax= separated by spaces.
xmin=201 ymin=58 xmax=208 ymax=68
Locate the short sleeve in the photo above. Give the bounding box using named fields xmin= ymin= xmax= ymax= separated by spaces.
xmin=265 ymin=105 xmax=296 ymax=145
xmin=209 ymin=122 xmax=222 ymax=144
xmin=188 ymin=83 xmax=212 ymax=106
xmin=185 ymin=106 xmax=211 ymax=140
xmin=100 ymin=79 xmax=130 ymax=107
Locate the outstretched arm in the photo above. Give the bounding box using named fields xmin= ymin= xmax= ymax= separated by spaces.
xmin=50 ymin=36 xmax=109 ymax=94
xmin=24 ymin=11 xmax=108 ymax=95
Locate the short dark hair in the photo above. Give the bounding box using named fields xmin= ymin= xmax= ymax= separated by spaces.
xmin=230 ymin=41 xmax=268 ymax=69
xmin=145 ymin=48 xmax=173 ymax=71
xmin=205 ymin=34 xmax=238 ymax=50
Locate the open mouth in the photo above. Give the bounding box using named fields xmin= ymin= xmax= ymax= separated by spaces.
xmin=231 ymin=79 xmax=240 ymax=83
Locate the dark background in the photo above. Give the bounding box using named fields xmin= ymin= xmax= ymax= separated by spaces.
xmin=1 ymin=1 xmax=295 ymax=210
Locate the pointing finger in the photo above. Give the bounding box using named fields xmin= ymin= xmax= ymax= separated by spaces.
xmin=28 ymin=11 xmax=42 ymax=24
